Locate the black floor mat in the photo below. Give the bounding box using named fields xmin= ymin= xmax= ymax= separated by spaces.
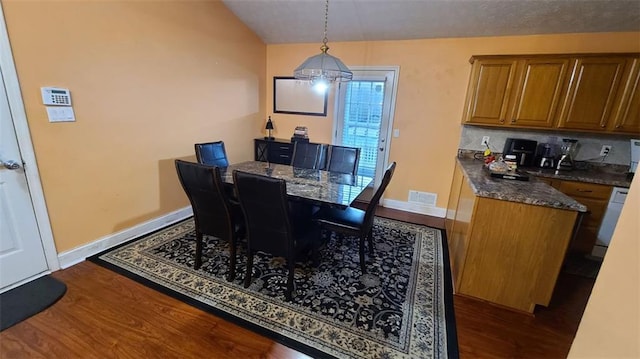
xmin=0 ymin=275 xmax=67 ymax=331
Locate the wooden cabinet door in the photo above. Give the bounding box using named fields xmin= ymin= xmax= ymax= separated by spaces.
xmin=463 ymin=59 xmax=518 ymax=125
xmin=445 ymin=161 xmax=464 ymax=237
xmin=556 ymin=180 xmax=612 ymax=255
xmin=508 ymin=58 xmax=570 ymax=128
xmin=610 ymin=58 xmax=640 ymax=134
xmin=557 ymin=57 xmax=628 ymax=131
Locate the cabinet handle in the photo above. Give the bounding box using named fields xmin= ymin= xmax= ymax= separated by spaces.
xmin=510 ymin=119 xmax=516 ymax=123
xmin=577 ymin=189 xmax=593 ymax=193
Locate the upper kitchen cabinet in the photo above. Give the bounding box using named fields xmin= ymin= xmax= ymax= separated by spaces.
xmin=609 ymin=57 xmax=640 ymax=134
xmin=464 ymin=56 xmax=571 ymax=129
xmin=508 ymin=58 xmax=571 ymax=128
xmin=462 ymin=58 xmax=518 ymax=125
xmin=557 ymin=56 xmax=628 ymax=131
xmin=462 ymin=53 xmax=640 ymax=135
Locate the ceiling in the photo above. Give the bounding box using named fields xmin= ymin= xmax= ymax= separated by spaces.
xmin=221 ymin=0 xmax=640 ymax=44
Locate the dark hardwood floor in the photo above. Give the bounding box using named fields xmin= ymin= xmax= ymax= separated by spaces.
xmin=0 ymin=207 xmax=594 ymax=358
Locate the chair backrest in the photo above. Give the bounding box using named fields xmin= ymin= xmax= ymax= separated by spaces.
xmin=233 ymin=170 xmax=293 ymax=258
xmin=291 ymin=142 xmax=324 ymax=169
xmin=175 ymin=160 xmax=234 ymax=240
xmin=363 ymin=162 xmax=396 ymax=231
xmin=194 ymin=141 xmax=229 ymax=167
xmin=327 ymin=145 xmax=361 ymax=175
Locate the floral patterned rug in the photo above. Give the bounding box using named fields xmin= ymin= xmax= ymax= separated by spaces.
xmin=90 ymin=217 xmax=456 ymax=359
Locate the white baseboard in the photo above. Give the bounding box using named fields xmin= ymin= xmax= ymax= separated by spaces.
xmin=57 ymin=206 xmax=193 ymax=269
xmin=381 ymin=199 xmax=446 ymax=218
xmin=57 ymin=200 xmax=443 ymax=269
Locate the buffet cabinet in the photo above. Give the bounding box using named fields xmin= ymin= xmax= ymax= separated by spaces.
xmin=446 ymin=161 xmax=578 ymax=313
xmin=254 ymin=138 xmax=294 ymax=165
xmin=462 ymin=53 xmax=640 ymax=135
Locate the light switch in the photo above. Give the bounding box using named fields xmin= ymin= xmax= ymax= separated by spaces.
xmin=393 ymin=129 xmax=400 ymax=137
xmin=47 ymin=106 xmax=75 ymax=122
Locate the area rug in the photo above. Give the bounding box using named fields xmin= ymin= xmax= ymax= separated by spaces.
xmin=90 ymin=216 xmax=457 ymax=358
xmin=0 ymin=275 xmax=67 ymax=331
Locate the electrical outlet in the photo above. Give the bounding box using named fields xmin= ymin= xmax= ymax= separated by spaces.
xmin=600 ymin=145 xmax=612 ymax=157
xmin=481 ymin=136 xmax=490 ymax=147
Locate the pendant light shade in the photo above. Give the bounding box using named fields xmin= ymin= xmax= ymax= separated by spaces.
xmin=293 ymin=0 xmax=352 ymax=84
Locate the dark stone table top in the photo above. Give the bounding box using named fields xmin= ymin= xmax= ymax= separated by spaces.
xmin=220 ymin=161 xmax=373 ymax=208
xmin=457 ymin=158 xmax=588 ymax=212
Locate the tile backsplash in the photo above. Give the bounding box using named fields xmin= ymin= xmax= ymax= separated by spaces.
xmin=459 ymin=126 xmax=637 ymax=166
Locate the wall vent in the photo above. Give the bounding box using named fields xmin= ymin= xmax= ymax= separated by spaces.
xmin=408 ymin=190 xmax=437 ymax=206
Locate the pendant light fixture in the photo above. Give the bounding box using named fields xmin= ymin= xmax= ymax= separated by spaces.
xmin=293 ymin=0 xmax=352 ymax=87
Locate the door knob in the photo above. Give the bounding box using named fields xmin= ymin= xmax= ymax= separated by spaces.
xmin=1 ymin=160 xmax=21 ymax=170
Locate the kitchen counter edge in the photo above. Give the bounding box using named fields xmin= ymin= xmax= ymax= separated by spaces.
xmin=456 ymin=158 xmax=588 ymax=212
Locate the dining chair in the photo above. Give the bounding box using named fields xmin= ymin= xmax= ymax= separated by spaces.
xmin=175 ymin=160 xmax=243 ymax=281
xmin=327 ymin=145 xmax=361 ymax=175
xmin=291 ymin=142 xmax=326 ymax=169
xmin=312 ymin=162 xmax=396 ymax=273
xmin=194 ymin=141 xmax=229 ymax=167
xmin=233 ymin=170 xmax=317 ymax=300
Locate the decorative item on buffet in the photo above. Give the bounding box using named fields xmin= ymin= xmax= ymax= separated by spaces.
xmin=291 ymin=126 xmax=310 ymax=142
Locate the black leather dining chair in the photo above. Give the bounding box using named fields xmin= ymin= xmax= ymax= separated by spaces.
xmin=327 ymin=145 xmax=361 ymax=175
xmin=194 ymin=141 xmax=229 ymax=167
xmin=312 ymin=162 xmax=396 ymax=273
xmin=175 ymin=160 xmax=242 ymax=281
xmin=233 ymin=170 xmax=317 ymax=300
xmin=291 ymin=142 xmax=326 ymax=169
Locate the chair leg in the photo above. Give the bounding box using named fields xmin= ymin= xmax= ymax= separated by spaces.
xmin=367 ymin=228 xmax=374 ymax=256
xmin=286 ymin=258 xmax=295 ymax=301
xmin=194 ymin=231 xmax=203 ymax=270
xmin=359 ymin=234 xmax=367 ymax=274
xmin=227 ymin=236 xmax=236 ymax=282
xmin=244 ymin=252 xmax=253 ymax=288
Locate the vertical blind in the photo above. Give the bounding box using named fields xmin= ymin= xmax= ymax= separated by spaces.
xmin=341 ymin=80 xmax=385 ymax=178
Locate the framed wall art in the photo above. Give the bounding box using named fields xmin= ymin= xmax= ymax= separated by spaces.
xmin=273 ymin=76 xmax=328 ymax=116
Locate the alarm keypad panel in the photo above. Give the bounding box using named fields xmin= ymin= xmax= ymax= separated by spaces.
xmin=41 ymin=87 xmax=71 ymax=106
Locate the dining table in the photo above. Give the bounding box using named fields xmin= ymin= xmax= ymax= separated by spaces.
xmin=220 ymin=161 xmax=373 ymax=209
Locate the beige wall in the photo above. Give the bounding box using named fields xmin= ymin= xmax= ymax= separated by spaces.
xmin=3 ymin=0 xmax=266 ymax=252
xmin=569 ymin=175 xmax=639 ymax=357
xmin=266 ymin=33 xmax=640 ymax=208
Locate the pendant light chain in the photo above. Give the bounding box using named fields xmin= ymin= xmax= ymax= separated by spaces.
xmin=292 ymin=0 xmax=352 ymax=83
xmin=321 ymin=0 xmax=329 ymax=53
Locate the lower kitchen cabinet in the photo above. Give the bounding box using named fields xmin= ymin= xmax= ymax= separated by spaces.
xmin=536 ymin=178 xmax=612 ymax=254
xmin=447 ymin=162 xmax=578 ymax=313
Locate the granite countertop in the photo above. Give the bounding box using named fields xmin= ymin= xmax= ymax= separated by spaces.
xmin=522 ymin=164 xmax=633 ymax=188
xmin=457 ymin=158 xmax=588 ymax=212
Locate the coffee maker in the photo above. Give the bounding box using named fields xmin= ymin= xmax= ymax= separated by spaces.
xmin=535 ymin=142 xmax=558 ymax=169
xmin=502 ymin=138 xmax=537 ymax=167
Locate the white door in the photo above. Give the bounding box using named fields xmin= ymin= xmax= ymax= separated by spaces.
xmin=0 ymin=67 xmax=48 ymax=290
xmin=334 ymin=67 xmax=399 ymax=187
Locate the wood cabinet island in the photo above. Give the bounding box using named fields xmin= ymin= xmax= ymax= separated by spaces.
xmin=446 ymin=159 xmax=586 ymax=313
